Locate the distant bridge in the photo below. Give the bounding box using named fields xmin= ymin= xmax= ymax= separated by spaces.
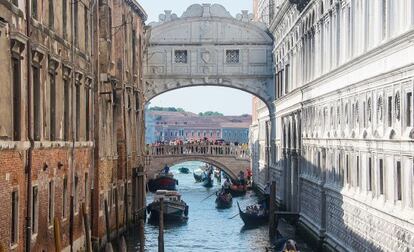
xmin=145 ymin=144 xmax=251 ymax=180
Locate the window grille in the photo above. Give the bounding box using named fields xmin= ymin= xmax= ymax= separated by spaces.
xmin=175 ymin=50 xmax=187 ymax=63
xmin=226 ymin=50 xmax=240 ymax=63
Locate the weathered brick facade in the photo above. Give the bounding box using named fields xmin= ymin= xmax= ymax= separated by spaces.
xmin=92 ymin=0 xmax=147 ymax=247
xmin=0 ymin=0 xmax=147 ymax=251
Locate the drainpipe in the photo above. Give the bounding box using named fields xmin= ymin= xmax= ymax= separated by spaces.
xmin=122 ymin=12 xmax=128 ymax=229
xmin=89 ymin=0 xmax=97 ymax=241
xmin=69 ymin=0 xmax=76 ymax=250
xmin=25 ymin=0 xmax=33 ymax=251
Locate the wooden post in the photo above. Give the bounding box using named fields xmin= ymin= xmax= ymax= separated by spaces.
xmin=82 ymin=203 xmax=92 ymax=252
xmin=54 ymin=217 xmax=62 ymax=252
xmin=269 ymin=181 xmax=276 ymax=240
xmin=69 ymin=196 xmax=74 ymax=252
xmin=104 ymin=199 xmax=111 ymax=244
xmin=124 ymin=180 xmax=129 ymax=229
xmin=115 ymin=188 xmax=120 ymax=240
xmin=139 ymin=219 xmax=145 ymax=252
xmin=158 ymin=198 xmax=164 ymax=252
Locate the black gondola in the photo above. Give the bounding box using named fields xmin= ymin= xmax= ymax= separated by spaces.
xmin=215 ymin=191 xmax=233 ymax=209
xmin=193 ymin=172 xmax=203 ymax=182
xmin=202 ymin=174 xmax=213 ymax=188
xmin=178 ymin=167 xmax=190 ymax=174
xmin=237 ymin=202 xmax=268 ymax=226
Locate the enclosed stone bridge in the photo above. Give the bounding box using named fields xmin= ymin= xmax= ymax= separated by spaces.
xmin=145 ymin=144 xmax=251 ymax=180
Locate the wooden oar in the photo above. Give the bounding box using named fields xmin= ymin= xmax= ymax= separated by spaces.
xmin=228 ymin=213 xmax=240 ymax=219
xmin=201 ymin=191 xmax=217 ymax=202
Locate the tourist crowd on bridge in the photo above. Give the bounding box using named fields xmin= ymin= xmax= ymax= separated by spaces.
xmin=146 ymin=137 xmax=250 ymax=158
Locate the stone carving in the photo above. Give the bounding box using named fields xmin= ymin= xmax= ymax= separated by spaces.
xmin=144 ymin=4 xmax=274 ymax=108
xmin=325 ymin=192 xmax=414 ymax=251
xmin=181 ymin=4 xmax=232 ymax=19
xmin=236 ymin=10 xmax=253 ymax=23
xmin=158 ymin=10 xmax=178 ymax=23
xmin=201 ymin=50 xmax=211 ymax=63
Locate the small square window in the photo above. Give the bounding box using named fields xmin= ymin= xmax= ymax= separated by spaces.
xmin=175 ymin=50 xmax=187 ymax=63
xmin=226 ymin=50 xmax=240 ymax=64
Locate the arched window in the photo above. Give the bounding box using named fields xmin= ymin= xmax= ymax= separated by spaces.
xmin=345 ymin=103 xmax=349 ymax=124
xmin=395 ymin=91 xmax=401 ymax=120
xmin=355 ymin=101 xmax=359 ymax=123
xmin=367 ymin=98 xmax=372 ymax=123
xmin=377 ymin=96 xmax=383 ymax=123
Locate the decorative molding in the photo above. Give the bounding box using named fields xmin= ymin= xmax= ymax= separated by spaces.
xmin=31 ymin=43 xmax=47 ymax=65
xmin=74 ymin=71 xmax=84 ymax=84
xmin=48 ymin=54 xmax=60 ymax=74
xmin=10 ymin=31 xmax=28 ymax=55
xmin=62 ymin=64 xmax=73 ymax=80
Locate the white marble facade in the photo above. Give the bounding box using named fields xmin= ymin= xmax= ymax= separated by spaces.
xmin=252 ymin=0 xmax=414 ymax=251
xmin=143 ymin=4 xmax=275 ymax=107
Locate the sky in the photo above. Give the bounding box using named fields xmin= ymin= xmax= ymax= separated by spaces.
xmin=139 ymin=0 xmax=254 ymax=116
xmin=148 ymin=86 xmax=253 ymax=116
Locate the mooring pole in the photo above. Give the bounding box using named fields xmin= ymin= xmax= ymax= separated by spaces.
xmin=158 ymin=198 xmax=164 ymax=252
xmin=105 ymin=199 xmax=111 ymax=244
xmin=82 ymin=203 xmax=92 ymax=252
xmin=115 ymin=188 xmax=120 ymax=240
xmin=139 ymin=219 xmax=145 ymax=252
xmin=53 ymin=217 xmax=62 ymax=252
xmin=269 ymin=181 xmax=276 ymax=240
xmin=69 ymin=196 xmax=74 ymax=252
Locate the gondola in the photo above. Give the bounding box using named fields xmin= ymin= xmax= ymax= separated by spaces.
xmin=229 ymin=184 xmax=247 ymax=197
xmin=147 ymin=190 xmax=189 ymax=222
xmin=178 ymin=167 xmax=190 ymax=174
xmin=193 ymin=171 xmax=203 ymax=182
xmin=237 ymin=202 xmax=268 ymax=226
xmin=202 ymin=174 xmax=213 ymax=188
xmin=147 ymin=173 xmax=178 ymax=192
xmin=215 ymin=191 xmax=233 ymax=209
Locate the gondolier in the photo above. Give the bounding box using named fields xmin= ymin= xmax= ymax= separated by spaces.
xmin=222 ymin=177 xmax=231 ymax=193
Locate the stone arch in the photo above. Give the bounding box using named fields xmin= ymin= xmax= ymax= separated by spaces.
xmin=145 ymin=82 xmax=273 ymax=113
xmin=144 ymin=4 xmax=274 ymax=109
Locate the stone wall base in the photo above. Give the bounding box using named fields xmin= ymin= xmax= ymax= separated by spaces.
xmin=296 ymin=220 xmax=324 ymax=251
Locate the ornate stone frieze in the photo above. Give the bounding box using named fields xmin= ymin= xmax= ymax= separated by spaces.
xmin=325 ymin=191 xmax=414 ymax=251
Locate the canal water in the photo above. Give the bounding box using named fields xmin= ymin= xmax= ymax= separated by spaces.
xmin=126 ymin=161 xmax=311 ymax=252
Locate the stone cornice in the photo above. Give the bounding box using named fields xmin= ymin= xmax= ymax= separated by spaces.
xmin=124 ymin=0 xmax=148 ymax=21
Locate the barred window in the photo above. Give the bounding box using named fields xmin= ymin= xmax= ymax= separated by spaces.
xmin=226 ymin=50 xmax=240 ymax=63
xmin=175 ymin=50 xmax=187 ymax=63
